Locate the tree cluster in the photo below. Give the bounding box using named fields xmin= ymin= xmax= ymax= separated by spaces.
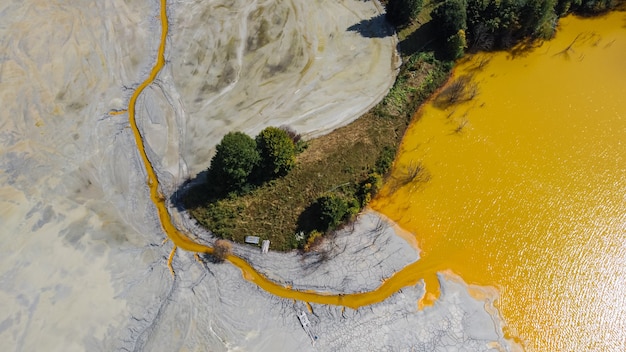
xmin=433 ymin=0 xmax=619 ymax=58
xmin=206 ymin=126 xmax=301 ymax=197
xmin=556 ymin=0 xmax=616 ymax=15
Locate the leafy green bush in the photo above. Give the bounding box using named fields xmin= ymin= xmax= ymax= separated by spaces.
xmin=295 ymin=139 xmax=308 ymax=154
xmin=202 ymin=201 xmax=236 ymax=239
xmin=347 ymin=196 xmax=361 ymax=217
xmin=317 ymin=193 xmax=352 ymax=230
xmin=445 ymin=29 xmax=467 ymax=60
xmin=432 ymin=0 xmax=467 ymax=39
xmin=207 ymin=131 xmax=260 ymax=195
xmin=358 ymin=172 xmax=383 ymax=206
xmin=255 ymin=126 xmax=296 ymax=179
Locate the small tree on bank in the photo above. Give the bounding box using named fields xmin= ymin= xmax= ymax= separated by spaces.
xmin=255 ymin=126 xmax=297 ymax=179
xmin=431 ymin=0 xmax=467 ymax=59
xmin=207 ymin=131 xmax=260 ymax=195
xmin=317 ymin=192 xmax=359 ymax=231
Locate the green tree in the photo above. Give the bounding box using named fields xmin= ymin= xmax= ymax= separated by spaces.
xmin=255 ymin=126 xmax=297 ymax=179
xmin=575 ymin=0 xmax=615 ymax=14
xmin=465 ymin=0 xmax=557 ymax=50
xmin=318 ymin=193 xmax=349 ymax=230
xmin=431 ymin=0 xmax=468 ymax=58
xmin=432 ymin=0 xmax=467 ymax=37
xmin=317 ymin=192 xmax=359 ymax=230
xmin=386 ymin=0 xmax=424 ymax=27
xmin=208 ymin=131 xmax=260 ymax=194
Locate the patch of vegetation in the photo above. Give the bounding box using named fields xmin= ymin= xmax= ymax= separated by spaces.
xmin=428 ymin=0 xmax=621 ymax=58
xmin=184 ymin=0 xmax=621 ymax=252
xmin=377 ymin=52 xmax=454 ymax=121
xmin=201 ymin=126 xmax=299 ymax=199
xmin=182 ymin=43 xmax=452 ymax=251
xmin=317 ymin=192 xmax=360 ymax=231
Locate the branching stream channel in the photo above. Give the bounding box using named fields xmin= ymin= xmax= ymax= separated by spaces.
xmin=129 ymin=0 xmax=426 ymax=310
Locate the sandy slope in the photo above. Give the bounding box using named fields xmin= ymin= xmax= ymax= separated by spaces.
xmin=166 ymin=0 xmax=401 ymax=176
xmin=0 ymin=0 xmax=515 ymax=351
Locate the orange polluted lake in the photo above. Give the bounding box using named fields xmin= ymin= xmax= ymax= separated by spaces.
xmin=371 ymin=12 xmax=626 ymax=351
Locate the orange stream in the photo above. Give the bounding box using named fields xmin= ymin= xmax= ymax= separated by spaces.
xmin=371 ymin=13 xmax=626 ymax=351
xmin=127 ymin=0 xmax=428 ymax=311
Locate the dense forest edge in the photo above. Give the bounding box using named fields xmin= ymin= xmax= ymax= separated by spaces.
xmin=178 ymin=0 xmax=623 ymax=252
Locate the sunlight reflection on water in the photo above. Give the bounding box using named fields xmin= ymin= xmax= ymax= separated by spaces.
xmin=372 ymin=12 xmax=626 ymax=351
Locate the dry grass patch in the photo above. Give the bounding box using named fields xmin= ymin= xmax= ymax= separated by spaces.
xmin=185 ymin=51 xmax=452 ymax=251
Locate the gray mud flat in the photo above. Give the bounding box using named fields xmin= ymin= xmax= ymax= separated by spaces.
xmin=0 ymin=0 xmax=516 ymax=351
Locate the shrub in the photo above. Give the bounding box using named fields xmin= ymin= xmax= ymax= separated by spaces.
xmin=279 ymin=125 xmax=302 ymax=144
xmin=317 ymin=192 xmax=359 ymax=230
xmin=375 ymin=146 xmax=397 ymax=175
xmin=445 ymin=29 xmax=467 ymax=60
xmin=255 ymin=126 xmax=297 ymax=179
xmin=346 ymin=196 xmax=360 ymax=218
xmin=207 ymin=132 xmax=260 ymax=194
xmin=212 ymin=239 xmax=233 ymax=262
xmin=295 ymin=139 xmax=309 ymax=154
xmin=317 ymin=193 xmax=348 ymax=230
xmin=303 ymin=230 xmax=324 ymax=252
xmin=201 ymin=201 xmax=236 ymax=239
xmin=358 ymin=172 xmax=383 ymax=206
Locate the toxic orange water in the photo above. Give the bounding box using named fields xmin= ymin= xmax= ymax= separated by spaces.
xmin=371 ymin=13 xmax=626 ymax=351
xmin=131 ymin=2 xmax=625 ymax=349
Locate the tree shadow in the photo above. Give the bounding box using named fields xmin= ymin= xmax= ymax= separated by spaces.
xmin=506 ymin=38 xmax=544 ymax=59
xmin=387 ymin=160 xmax=431 ymax=194
xmin=432 ymin=75 xmax=479 ymax=109
xmin=171 ymin=169 xmax=214 ymax=213
xmin=296 ymin=201 xmax=323 ymax=234
xmin=397 ymin=20 xmax=437 ymax=56
xmin=172 ymin=166 xmax=261 ymax=213
xmin=200 ymin=252 xmax=224 ymax=264
xmin=347 ymin=13 xmax=395 ymax=38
